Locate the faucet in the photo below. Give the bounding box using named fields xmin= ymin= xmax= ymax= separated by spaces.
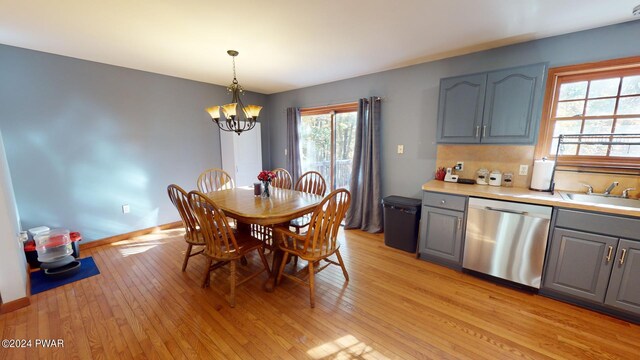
xmin=603 ymin=181 xmax=619 ymax=195
xmin=581 ymin=183 xmax=593 ymax=194
xmin=622 ymin=188 xmax=636 ymax=198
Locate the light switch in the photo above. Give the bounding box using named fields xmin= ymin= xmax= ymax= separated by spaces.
xmin=397 ymin=145 xmax=404 ymax=154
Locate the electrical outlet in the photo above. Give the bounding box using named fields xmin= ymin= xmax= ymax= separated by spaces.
xmin=284 ymin=148 xmax=288 ymax=156
xmin=397 ymin=145 xmax=404 ymax=154
xmin=519 ymin=165 xmax=529 ymax=176
xmin=122 ymin=204 xmax=130 ymax=214
xmin=455 ymin=161 xmax=464 ymax=171
xmin=18 ymin=232 xmax=26 ymax=248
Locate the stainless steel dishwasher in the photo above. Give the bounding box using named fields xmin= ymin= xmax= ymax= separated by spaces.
xmin=463 ymin=197 xmax=552 ymax=288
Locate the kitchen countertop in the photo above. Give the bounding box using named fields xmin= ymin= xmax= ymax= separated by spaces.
xmin=422 ymin=180 xmax=640 ymax=218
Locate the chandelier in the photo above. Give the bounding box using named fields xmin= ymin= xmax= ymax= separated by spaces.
xmin=205 ymin=50 xmax=262 ymax=135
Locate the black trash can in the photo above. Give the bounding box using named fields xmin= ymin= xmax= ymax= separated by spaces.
xmin=382 ymin=196 xmax=422 ymax=253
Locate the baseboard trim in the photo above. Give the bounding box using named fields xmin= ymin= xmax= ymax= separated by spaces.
xmin=0 ymin=296 xmax=31 ymax=314
xmin=26 ymin=262 xmax=32 ymax=297
xmin=80 ymin=221 xmax=183 ymax=250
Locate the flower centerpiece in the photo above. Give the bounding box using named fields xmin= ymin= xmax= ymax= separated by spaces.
xmin=257 ymin=170 xmax=277 ymax=197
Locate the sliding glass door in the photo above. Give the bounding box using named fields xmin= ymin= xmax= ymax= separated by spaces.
xmin=299 ymin=104 xmax=357 ymax=192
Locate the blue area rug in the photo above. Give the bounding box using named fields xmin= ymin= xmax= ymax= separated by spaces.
xmin=30 ymin=256 xmax=100 ymax=295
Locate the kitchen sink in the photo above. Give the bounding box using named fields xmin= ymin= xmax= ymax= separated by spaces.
xmin=560 ymin=192 xmax=640 ymax=208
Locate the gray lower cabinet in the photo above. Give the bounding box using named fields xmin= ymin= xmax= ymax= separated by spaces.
xmin=605 ymin=240 xmax=640 ymax=314
xmin=543 ymin=229 xmax=617 ymax=303
xmin=418 ymin=192 xmax=466 ymax=269
xmin=543 ymin=209 xmax=640 ymax=320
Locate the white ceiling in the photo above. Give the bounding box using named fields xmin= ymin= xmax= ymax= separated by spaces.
xmin=1 ymin=1 xmax=638 ymax=94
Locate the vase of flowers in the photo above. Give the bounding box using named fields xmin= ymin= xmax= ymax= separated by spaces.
xmin=257 ymin=170 xmax=277 ymax=198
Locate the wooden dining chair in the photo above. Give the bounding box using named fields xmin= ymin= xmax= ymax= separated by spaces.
xmin=275 ymin=188 xmax=351 ymax=308
xmin=197 ymin=168 xmax=234 ymax=193
xmin=271 ymin=168 xmax=293 ymax=189
xmin=167 ymin=184 xmax=205 ymax=272
xmin=188 ymin=191 xmax=270 ymax=307
xmin=294 ymin=171 xmax=327 ymax=197
xmin=196 ymin=168 xmax=238 ymax=228
xmin=290 ymin=171 xmax=327 ymax=234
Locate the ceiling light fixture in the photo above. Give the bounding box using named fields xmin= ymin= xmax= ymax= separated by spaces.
xmin=205 ymin=50 xmax=262 ymax=135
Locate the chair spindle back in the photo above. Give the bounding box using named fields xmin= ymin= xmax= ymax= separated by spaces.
xmin=271 ymin=168 xmax=293 ymax=189
xmin=197 ymin=168 xmax=234 ymax=193
xmin=188 ymin=191 xmax=240 ymax=260
xmin=295 ymin=171 xmax=327 ymax=196
xmin=303 ymin=189 xmax=351 ymax=257
xmin=167 ymin=184 xmax=202 ymax=244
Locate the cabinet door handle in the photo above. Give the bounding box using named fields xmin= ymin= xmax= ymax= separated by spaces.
xmin=457 ymin=218 xmax=462 ymax=231
xmin=619 ymin=248 xmax=627 ymax=265
xmin=605 ymin=246 xmax=613 ymax=263
xmin=475 ymin=126 xmax=480 ymax=138
xmin=441 ymin=199 xmax=446 ymax=205
xmin=482 ymin=125 xmax=487 ymax=137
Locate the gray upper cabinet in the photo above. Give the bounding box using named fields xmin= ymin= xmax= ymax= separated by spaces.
xmin=482 ymin=64 xmax=546 ymax=143
xmin=605 ymin=240 xmax=640 ymax=314
xmin=436 ymin=74 xmax=486 ymax=143
xmin=436 ymin=63 xmax=546 ymax=144
xmin=543 ymin=228 xmax=617 ymax=303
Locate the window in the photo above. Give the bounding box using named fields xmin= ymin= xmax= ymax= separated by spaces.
xmin=299 ymin=103 xmax=358 ymax=192
xmin=536 ymin=56 xmax=640 ymax=168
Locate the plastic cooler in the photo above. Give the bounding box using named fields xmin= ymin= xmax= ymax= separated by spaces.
xmin=25 ymin=231 xmax=82 ymax=268
xmin=35 ymin=229 xmax=72 ymax=262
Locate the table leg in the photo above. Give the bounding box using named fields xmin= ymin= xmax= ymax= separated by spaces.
xmin=264 ymin=247 xmax=283 ymax=292
xmin=263 ymin=222 xmax=288 ymax=292
xmin=235 ymin=221 xmax=252 ymax=266
xmin=236 ymin=220 xmax=251 ymax=234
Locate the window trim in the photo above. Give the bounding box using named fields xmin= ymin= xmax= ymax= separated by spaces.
xmin=535 ymin=55 xmax=640 ymax=169
xmin=300 ymin=102 xmax=358 ymax=116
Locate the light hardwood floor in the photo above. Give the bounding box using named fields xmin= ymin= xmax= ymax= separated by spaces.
xmin=1 ymin=228 xmax=639 ymax=359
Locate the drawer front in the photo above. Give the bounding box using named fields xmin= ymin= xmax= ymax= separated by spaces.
xmin=556 ymin=209 xmax=640 ymax=241
xmin=423 ymin=191 xmax=467 ymax=212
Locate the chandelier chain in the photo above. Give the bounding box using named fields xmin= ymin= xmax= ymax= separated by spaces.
xmin=232 ymin=56 xmax=237 ymax=81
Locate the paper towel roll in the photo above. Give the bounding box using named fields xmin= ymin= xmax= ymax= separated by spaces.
xmin=530 ymin=159 xmax=555 ymax=191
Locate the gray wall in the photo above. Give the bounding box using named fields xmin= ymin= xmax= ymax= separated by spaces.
xmin=266 ymin=20 xmax=640 ymax=199
xmin=1 ymin=20 xmax=638 ymax=243
xmin=0 ymin=45 xmax=267 ymax=242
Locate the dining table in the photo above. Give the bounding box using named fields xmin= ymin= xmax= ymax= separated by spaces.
xmin=204 ymin=186 xmax=323 ymax=291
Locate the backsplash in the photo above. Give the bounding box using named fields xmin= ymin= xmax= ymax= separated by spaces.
xmin=436 ymin=145 xmax=534 ymax=188
xmin=435 ymin=144 xmax=639 ymax=198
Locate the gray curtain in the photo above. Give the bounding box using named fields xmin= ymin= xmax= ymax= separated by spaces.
xmin=345 ymin=97 xmax=382 ymax=233
xmin=286 ymin=107 xmax=302 ymax=183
